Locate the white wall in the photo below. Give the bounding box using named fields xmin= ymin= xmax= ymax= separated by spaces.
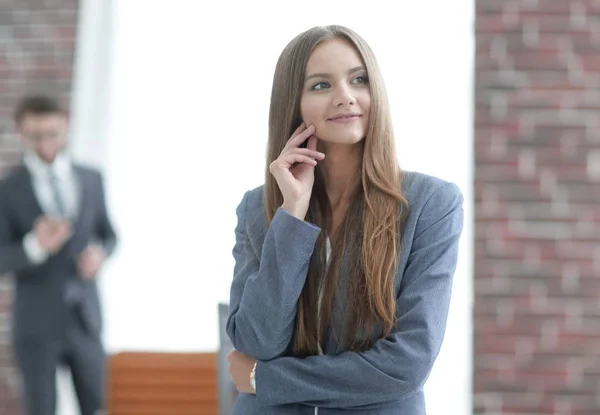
xmin=71 ymin=0 xmax=474 ymax=414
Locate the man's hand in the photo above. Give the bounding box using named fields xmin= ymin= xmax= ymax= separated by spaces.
xmin=77 ymin=243 xmax=106 ymax=280
xmin=34 ymin=216 xmax=72 ymax=254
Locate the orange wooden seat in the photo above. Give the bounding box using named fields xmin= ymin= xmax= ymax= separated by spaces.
xmin=107 ymin=352 xmax=218 ymax=415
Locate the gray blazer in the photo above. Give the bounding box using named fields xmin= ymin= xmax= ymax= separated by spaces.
xmin=226 ymin=171 xmax=464 ymax=414
xmin=0 ymin=164 xmax=117 ymax=341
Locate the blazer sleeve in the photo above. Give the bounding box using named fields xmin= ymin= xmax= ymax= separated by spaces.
xmin=0 ymin=179 xmax=34 ymax=275
xmin=95 ymin=171 xmax=117 ymax=256
xmin=226 ymin=190 xmax=321 ymax=360
xmin=254 ymin=183 xmax=464 ymax=408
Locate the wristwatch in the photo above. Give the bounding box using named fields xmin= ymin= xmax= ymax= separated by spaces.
xmin=249 ymin=362 xmax=257 ymax=392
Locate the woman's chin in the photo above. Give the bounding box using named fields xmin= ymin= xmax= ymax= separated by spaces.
xmin=317 ymin=135 xmax=365 ymax=146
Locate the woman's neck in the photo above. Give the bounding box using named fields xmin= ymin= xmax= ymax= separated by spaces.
xmin=319 ymin=141 xmax=362 ymax=210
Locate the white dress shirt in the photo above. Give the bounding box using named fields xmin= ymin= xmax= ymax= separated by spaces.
xmin=22 ymin=151 xmax=80 ymax=264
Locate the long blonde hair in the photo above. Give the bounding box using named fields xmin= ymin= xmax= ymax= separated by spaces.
xmin=264 ymin=25 xmax=409 ymax=355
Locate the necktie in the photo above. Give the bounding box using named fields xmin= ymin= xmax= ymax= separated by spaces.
xmin=49 ymin=172 xmax=67 ymax=218
xmin=50 ymin=171 xmax=81 ymax=305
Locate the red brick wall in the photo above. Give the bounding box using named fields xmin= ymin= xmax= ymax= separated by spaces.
xmin=475 ymin=1 xmax=600 ymax=414
xmin=0 ymin=1 xmax=80 ymax=413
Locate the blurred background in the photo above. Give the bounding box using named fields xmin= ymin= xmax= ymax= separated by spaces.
xmin=0 ymin=0 xmax=597 ymax=414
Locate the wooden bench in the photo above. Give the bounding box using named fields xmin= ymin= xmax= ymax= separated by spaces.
xmin=107 ymin=352 xmax=218 ymax=415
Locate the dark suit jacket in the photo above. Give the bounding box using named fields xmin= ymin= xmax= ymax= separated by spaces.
xmin=0 ymin=164 xmax=117 ymax=341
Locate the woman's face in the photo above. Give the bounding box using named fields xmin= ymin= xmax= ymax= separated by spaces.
xmin=300 ymin=39 xmax=371 ymax=146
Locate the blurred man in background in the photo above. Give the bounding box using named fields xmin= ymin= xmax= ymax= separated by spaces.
xmin=0 ymin=95 xmax=116 ymax=415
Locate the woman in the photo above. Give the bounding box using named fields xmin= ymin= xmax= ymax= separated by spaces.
xmin=226 ymin=25 xmax=463 ymax=414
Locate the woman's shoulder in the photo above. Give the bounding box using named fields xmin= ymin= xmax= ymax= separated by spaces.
xmin=401 ymin=170 xmax=463 ymax=214
xmin=238 ymin=173 xmax=463 ymax=216
xmin=238 ymin=184 xmax=266 ymax=215
xmin=235 ymin=185 xmax=269 ymax=240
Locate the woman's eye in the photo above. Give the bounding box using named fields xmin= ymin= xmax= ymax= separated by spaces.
xmin=312 ymin=82 xmax=330 ymax=91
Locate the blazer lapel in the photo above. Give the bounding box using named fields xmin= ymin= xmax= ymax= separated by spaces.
xmin=73 ymin=165 xmax=88 ymax=226
xmin=17 ymin=166 xmax=44 ymax=221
